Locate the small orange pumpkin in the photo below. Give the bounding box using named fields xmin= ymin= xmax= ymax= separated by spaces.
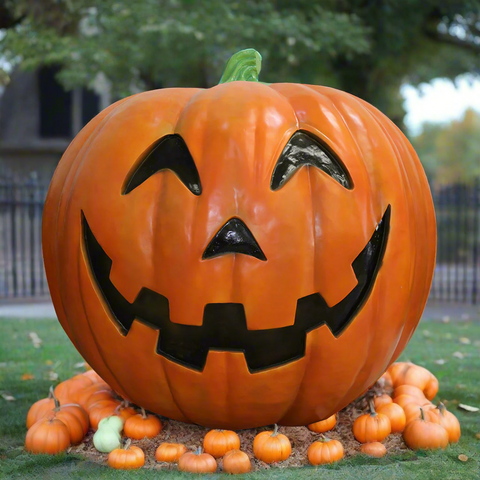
xmin=360 ymin=442 xmax=387 ymax=458
xmin=307 ymin=414 xmax=337 ymax=433
xmin=307 ymin=437 xmax=344 ymax=465
xmin=82 ymin=369 xmax=105 ymax=384
xmin=393 ymin=394 xmax=430 ymax=410
xmin=26 ymin=394 xmax=55 ymax=429
xmin=253 ymin=424 xmax=291 ymax=464
xmin=430 ymin=403 xmax=461 ymax=443
xmin=393 ymin=385 xmax=427 ymax=401
xmin=178 ymin=448 xmax=217 ymax=474
xmin=403 ymin=403 xmax=436 ymax=424
xmin=388 ymin=363 xmax=438 ymax=400
xmin=155 ymin=442 xmax=188 ymax=463
xmin=124 ymin=408 xmax=162 ymax=439
xmin=76 ymin=383 xmax=114 ymax=410
xmin=223 ymin=449 xmax=251 ymax=474
xmin=353 ymin=400 xmax=391 ymax=443
xmin=42 ymin=394 xmax=89 ymax=444
xmin=25 ymin=417 xmax=71 ymax=454
xmin=377 ymin=402 xmax=406 ymax=433
xmin=108 ymin=440 xmax=145 ymax=470
xmin=374 ymin=394 xmax=393 ymax=410
xmin=203 ymin=429 xmax=240 ymax=458
xmin=89 ymin=400 xmax=122 ymax=430
xmin=54 ymin=374 xmax=94 ymax=403
xmin=403 ymin=407 xmax=449 ymax=450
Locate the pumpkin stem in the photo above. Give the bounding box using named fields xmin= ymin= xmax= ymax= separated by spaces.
xmin=437 ymin=402 xmax=446 ymax=416
xmin=272 ymin=424 xmax=279 ymax=437
xmin=49 ymin=385 xmax=60 ymax=410
xmin=124 ymin=438 xmax=132 ymax=450
xmin=195 ymin=446 xmax=203 ymax=456
xmin=419 ymin=407 xmax=425 ymax=421
xmin=218 ymin=48 xmax=262 ymax=84
xmin=368 ymin=399 xmax=377 ymax=416
xmin=319 ymin=434 xmax=330 ymax=443
xmin=141 ymin=407 xmax=147 ymax=419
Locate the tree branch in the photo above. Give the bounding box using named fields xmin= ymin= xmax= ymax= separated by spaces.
xmin=425 ymin=28 xmax=480 ymax=54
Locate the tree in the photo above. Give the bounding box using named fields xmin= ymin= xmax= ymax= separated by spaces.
xmin=1 ymin=0 xmax=480 ymax=127
xmin=412 ymin=108 xmax=480 ymax=183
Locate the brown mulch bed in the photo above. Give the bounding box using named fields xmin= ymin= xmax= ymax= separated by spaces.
xmin=69 ymin=380 xmax=407 ymax=471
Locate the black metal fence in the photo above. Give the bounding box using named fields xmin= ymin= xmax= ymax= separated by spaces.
xmin=0 ymin=171 xmax=479 ymax=303
xmin=430 ymin=179 xmax=480 ymax=304
xmin=0 ymin=171 xmax=49 ymax=298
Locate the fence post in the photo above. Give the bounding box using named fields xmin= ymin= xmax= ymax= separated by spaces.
xmin=472 ymin=178 xmax=479 ymax=304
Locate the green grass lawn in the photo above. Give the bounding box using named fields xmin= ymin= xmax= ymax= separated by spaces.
xmin=0 ymin=317 xmax=479 ymax=479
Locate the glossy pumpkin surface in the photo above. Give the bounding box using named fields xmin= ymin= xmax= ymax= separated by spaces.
xmin=155 ymin=442 xmax=188 ymax=463
xmin=203 ymin=429 xmax=240 ymax=458
xmin=253 ymin=425 xmax=291 ymax=463
xmin=307 ymin=438 xmax=344 ymax=465
xmin=108 ymin=444 xmax=145 ymax=469
xmin=43 ymin=48 xmax=436 ymax=429
xmin=307 ymin=414 xmax=337 ymax=433
xmin=25 ymin=417 xmax=71 ymax=455
xmin=178 ymin=449 xmax=217 ymax=473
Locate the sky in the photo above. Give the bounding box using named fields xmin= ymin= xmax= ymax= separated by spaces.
xmin=402 ymin=74 xmax=480 ymax=135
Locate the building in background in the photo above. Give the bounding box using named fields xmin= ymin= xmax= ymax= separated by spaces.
xmin=0 ymin=65 xmax=109 ymax=183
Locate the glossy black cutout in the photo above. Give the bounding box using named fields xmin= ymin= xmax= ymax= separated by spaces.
xmin=271 ymin=131 xmax=353 ymax=191
xmin=83 ymin=205 xmax=390 ymax=372
xmin=122 ymin=134 xmax=201 ymax=196
xmin=202 ymin=218 xmax=266 ymax=261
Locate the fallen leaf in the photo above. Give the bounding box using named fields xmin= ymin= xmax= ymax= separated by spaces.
xmin=459 ymin=337 xmax=471 ymax=345
xmin=1 ymin=393 xmax=15 ymax=401
xmin=47 ymin=371 xmax=58 ymax=381
xmin=28 ymin=332 xmax=42 ymax=348
xmin=74 ymin=362 xmax=86 ymax=369
xmin=458 ymin=454 xmax=468 ymax=462
xmin=455 ymin=384 xmax=467 ymax=390
xmin=452 ymin=351 xmax=465 ymax=359
xmin=21 ymin=373 xmax=34 ymax=381
xmin=442 ymin=316 xmax=450 ymax=323
xmin=458 ymin=404 xmax=479 ymax=412
xmin=45 ymin=360 xmax=53 ymax=366
xmin=475 ymin=433 xmax=480 ymax=439
xmin=434 ymin=359 xmax=447 ymax=365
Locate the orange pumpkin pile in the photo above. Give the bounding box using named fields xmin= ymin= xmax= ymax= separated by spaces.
xmin=24 ymin=360 xmax=461 ymax=471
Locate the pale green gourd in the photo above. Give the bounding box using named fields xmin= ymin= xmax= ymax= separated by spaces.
xmin=98 ymin=415 xmax=124 ymax=433
xmin=93 ymin=415 xmax=124 ymax=453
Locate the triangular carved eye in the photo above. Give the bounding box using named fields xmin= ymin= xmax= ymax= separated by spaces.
xmin=122 ymin=134 xmax=201 ymax=195
xmin=271 ymin=131 xmax=353 ymax=191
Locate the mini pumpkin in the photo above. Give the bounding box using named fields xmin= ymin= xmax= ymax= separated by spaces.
xmin=178 ymin=448 xmax=217 ymax=474
xmin=89 ymin=399 xmax=122 ymax=430
xmin=203 ymin=429 xmax=240 ymax=458
xmin=26 ymin=394 xmax=55 ymax=429
xmin=403 ymin=408 xmax=448 ymax=450
xmin=353 ymin=400 xmax=391 ymax=443
xmin=307 ymin=437 xmax=344 ymax=465
xmin=393 ymin=394 xmax=430 ymax=410
xmin=377 ymin=402 xmax=406 ymax=433
xmin=253 ymin=424 xmax=291 ymax=463
xmin=403 ymin=403 xmax=436 ymax=424
xmin=124 ymin=408 xmax=162 ymax=439
xmin=77 ymin=383 xmax=114 ymax=410
xmin=223 ymin=449 xmax=252 ymax=474
xmin=393 ymin=385 xmax=427 ymax=401
xmin=430 ymin=403 xmax=461 ymax=443
xmin=25 ymin=417 xmax=70 ymax=455
xmin=388 ymin=363 xmax=438 ymax=400
xmin=93 ymin=420 xmax=122 ymax=453
xmin=108 ymin=440 xmax=145 ymax=470
xmin=43 ymin=48 xmax=435 ymax=429
xmin=360 ymin=442 xmax=387 ymax=458
xmin=307 ymin=414 xmax=337 ymax=433
xmin=54 ymin=374 xmax=93 ymax=403
xmin=155 ymin=442 xmax=188 ymax=463
xmin=374 ymin=395 xmax=393 ymax=410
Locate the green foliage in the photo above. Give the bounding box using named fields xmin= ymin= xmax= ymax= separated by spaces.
xmin=412 ymin=108 xmax=480 ymax=183
xmin=1 ymin=0 xmax=480 ymax=125
xmin=0 ymin=317 xmax=479 ymax=478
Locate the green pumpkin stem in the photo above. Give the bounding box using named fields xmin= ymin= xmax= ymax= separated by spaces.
xmin=219 ymin=48 xmax=262 ymax=84
xmin=419 ymin=407 xmax=425 ymax=421
xmin=368 ymin=399 xmax=377 ymax=416
xmin=49 ymin=385 xmax=60 ymax=409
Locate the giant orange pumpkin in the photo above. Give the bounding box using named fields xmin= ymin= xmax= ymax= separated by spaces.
xmin=43 ymin=49 xmax=436 ymax=429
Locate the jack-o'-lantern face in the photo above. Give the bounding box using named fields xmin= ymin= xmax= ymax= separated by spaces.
xmin=43 ymin=50 xmax=436 ymax=429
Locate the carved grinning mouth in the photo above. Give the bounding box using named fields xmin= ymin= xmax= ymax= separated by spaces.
xmin=82 ymin=206 xmax=390 ymax=373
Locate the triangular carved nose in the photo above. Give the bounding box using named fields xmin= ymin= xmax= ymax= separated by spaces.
xmin=202 ymin=218 xmax=267 ymax=261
